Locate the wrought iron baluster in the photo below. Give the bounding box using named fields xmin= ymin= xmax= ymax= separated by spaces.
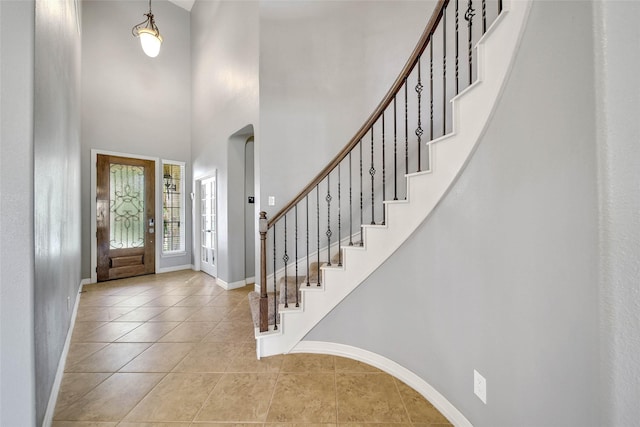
xmin=404 ymin=78 xmax=409 ymax=180
xmin=430 ymin=32 xmax=434 ymax=142
xmin=283 ymin=214 xmax=288 ymax=308
xmin=455 ymin=0 xmax=459 ymax=95
xmin=465 ymin=0 xmax=475 ymax=87
xmin=359 ymin=140 xmax=364 ymax=245
xmin=370 ymin=127 xmax=376 ymax=225
xmin=326 ymin=174 xmax=332 ymax=266
xmin=316 ymin=184 xmax=321 ymax=286
xmin=272 ymin=225 xmax=277 ymax=330
xmin=482 ymin=0 xmax=486 ymax=34
xmin=443 ymin=6 xmax=447 ymax=136
xmin=337 ymin=163 xmax=342 ymax=266
xmin=349 ymin=151 xmax=353 ymax=246
xmin=416 ymin=58 xmax=423 ymax=172
xmin=498 ymin=0 xmax=502 ymax=14
xmin=294 ymin=204 xmax=299 ymax=307
xmin=381 ymin=112 xmax=386 ymax=225
xmin=393 ymin=95 xmax=398 ymax=201
xmin=306 ymin=195 xmax=310 ymax=286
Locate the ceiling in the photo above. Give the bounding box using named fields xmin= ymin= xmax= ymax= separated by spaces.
xmin=168 ymin=0 xmax=195 ymax=11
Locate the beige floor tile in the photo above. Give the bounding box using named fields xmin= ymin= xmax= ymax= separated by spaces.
xmin=207 ymin=294 xmax=247 ymax=307
xmin=158 ymin=321 xmax=218 ymax=342
xmin=184 ymin=306 xmax=229 ymax=322
xmin=336 ymin=373 xmax=408 ymax=423
xmin=143 ymin=295 xmax=189 ymax=307
xmin=202 ymin=321 xmax=255 ymax=343
xmin=395 ymin=380 xmax=450 ymax=424
xmin=71 ymin=322 xmax=108 ymax=342
xmin=195 ymin=373 xmax=278 ymax=422
xmin=75 ymin=307 xmax=133 ymax=322
xmin=116 ymin=322 xmax=180 ymax=343
xmin=79 ymin=322 xmax=144 ymax=343
xmin=54 ymin=373 xmax=112 ymax=414
xmin=173 ymin=295 xmax=215 ymax=306
xmin=113 ymin=307 xmax=168 ymax=322
xmin=112 ymin=294 xmax=160 ymax=307
xmin=226 ymin=305 xmax=254 ymax=323
xmin=148 ymin=306 xmax=200 ymax=322
xmin=80 ymin=295 xmax=132 ymax=306
xmin=64 ymin=343 xmax=109 ymax=369
xmin=280 ymin=353 xmax=335 ymax=372
xmin=172 ymin=342 xmax=238 ymax=373
xmin=334 ymin=356 xmax=382 ymax=373
xmin=267 ymin=424 xmax=337 ymax=427
xmin=54 ymin=373 xmax=164 ymax=421
xmin=225 ymin=342 xmax=283 ymax=373
xmin=65 ymin=343 xmax=151 ymax=373
xmin=52 ymin=422 xmax=117 ymax=427
xmin=120 ymin=343 xmax=195 ymax=373
xmin=117 ymin=423 xmax=190 ymax=427
xmin=124 ymin=373 xmax=221 ymax=422
xmin=266 ymin=373 xmax=337 ymax=423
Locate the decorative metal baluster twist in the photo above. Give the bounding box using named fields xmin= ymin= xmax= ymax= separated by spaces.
xmin=430 ymin=32 xmax=434 ymax=142
xmin=337 ymin=163 xmax=342 ymax=266
xmin=498 ymin=0 xmax=502 ymax=14
xmin=455 ymin=0 xmax=459 ymax=95
xmin=465 ymin=0 xmax=475 ymax=86
xmin=283 ymin=214 xmax=288 ymax=308
xmin=272 ymin=225 xmax=277 ymax=330
xmin=349 ymin=151 xmax=353 ymax=246
xmin=416 ymin=59 xmax=424 ymax=172
xmin=306 ymin=195 xmax=310 ymax=286
xmin=294 ymin=204 xmax=299 ymax=307
xmin=393 ymin=95 xmax=398 ymax=201
xmin=326 ymin=174 xmax=332 ymax=266
xmin=370 ymin=127 xmax=376 ymax=225
xmin=443 ymin=6 xmax=447 ymax=136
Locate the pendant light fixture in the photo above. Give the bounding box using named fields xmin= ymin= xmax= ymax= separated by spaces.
xmin=132 ymin=0 xmax=163 ymax=58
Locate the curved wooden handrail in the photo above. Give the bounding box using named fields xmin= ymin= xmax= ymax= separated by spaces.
xmin=268 ymin=0 xmax=449 ymax=228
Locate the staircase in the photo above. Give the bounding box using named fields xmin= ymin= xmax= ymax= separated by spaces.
xmin=250 ymin=0 xmax=532 ymax=359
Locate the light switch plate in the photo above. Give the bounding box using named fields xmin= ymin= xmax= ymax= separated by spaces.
xmin=268 ymin=196 xmax=275 ymax=206
xmin=474 ymin=369 xmax=487 ymax=404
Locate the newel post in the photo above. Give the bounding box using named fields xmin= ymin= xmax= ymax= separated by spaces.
xmin=259 ymin=211 xmax=269 ymax=332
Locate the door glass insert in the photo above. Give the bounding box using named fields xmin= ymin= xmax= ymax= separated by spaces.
xmin=110 ymin=163 xmax=145 ymax=249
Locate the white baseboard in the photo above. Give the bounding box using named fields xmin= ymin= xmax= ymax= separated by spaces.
xmin=42 ymin=282 xmax=83 ymax=427
xmin=80 ymin=277 xmax=92 ymax=286
xmin=245 ymin=276 xmax=256 ymax=284
xmin=156 ymin=264 xmax=194 ymax=274
xmin=292 ymin=341 xmax=473 ymax=427
xmin=217 ymin=278 xmax=248 ymax=290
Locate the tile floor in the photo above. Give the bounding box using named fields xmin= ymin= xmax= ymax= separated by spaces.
xmin=53 ymin=270 xmax=452 ymax=426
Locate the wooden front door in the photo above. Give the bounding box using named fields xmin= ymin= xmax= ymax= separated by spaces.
xmin=97 ymin=154 xmax=155 ymax=281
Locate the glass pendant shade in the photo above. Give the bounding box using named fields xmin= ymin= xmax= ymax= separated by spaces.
xmin=138 ymin=28 xmax=163 ymax=58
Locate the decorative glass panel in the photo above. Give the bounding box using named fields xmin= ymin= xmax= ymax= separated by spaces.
xmin=162 ymin=162 xmax=185 ymax=253
xmin=110 ymin=164 xmax=145 ymax=249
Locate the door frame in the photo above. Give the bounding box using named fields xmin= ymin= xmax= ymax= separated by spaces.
xmin=90 ymin=149 xmax=161 ymax=283
xmin=193 ymin=170 xmax=218 ymax=276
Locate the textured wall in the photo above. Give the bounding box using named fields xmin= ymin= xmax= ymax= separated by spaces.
xmin=81 ymin=0 xmax=192 ymax=278
xmin=306 ymin=2 xmax=601 ymax=426
xmin=0 ymin=1 xmax=37 ymax=424
xmin=33 ymin=0 xmax=83 ymax=424
xmin=594 ymin=1 xmax=640 ymax=425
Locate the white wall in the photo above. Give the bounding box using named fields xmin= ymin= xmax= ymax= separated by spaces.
xmin=258 ymin=0 xmax=436 ymax=220
xmin=594 ymin=1 xmax=640 ymax=425
xmin=0 ymin=2 xmax=37 ymax=424
xmin=306 ymin=2 xmax=602 ymax=426
xmin=81 ymin=0 xmax=192 ymax=278
xmin=191 ymin=0 xmax=259 ymax=285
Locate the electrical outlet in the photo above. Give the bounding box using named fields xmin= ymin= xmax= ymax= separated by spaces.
xmin=474 ymin=369 xmax=487 ymax=404
xmin=67 ymin=296 xmax=71 ymax=312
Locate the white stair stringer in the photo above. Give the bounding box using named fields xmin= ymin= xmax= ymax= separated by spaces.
xmin=256 ymin=0 xmax=532 ymax=359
